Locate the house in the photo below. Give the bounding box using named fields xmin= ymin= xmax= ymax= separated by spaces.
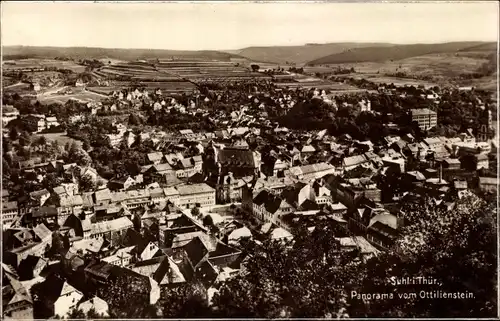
xmin=410 ymin=108 xmax=437 ymax=130
xmin=4 ymin=231 xmax=53 ymax=267
xmin=139 ymin=242 xmax=160 ymax=261
xmin=57 ymin=194 xmax=84 ymax=223
xmin=442 ymin=158 xmax=461 ymax=170
xmin=252 ymin=189 xmax=294 ymax=224
xmin=180 ymin=236 xmax=241 ymax=286
xmin=2 ymin=105 xmax=20 ymax=126
xmin=2 ymin=201 xmax=19 ymax=228
xmin=131 ymin=255 xmax=186 ymax=288
xmin=54 ymin=282 xmax=84 ymax=318
xmin=336 ymin=236 xmax=380 ymax=260
xmin=286 ymin=162 xmax=336 ymax=182
xmin=175 ymin=184 xmax=216 ymax=209
xmin=77 ymin=296 xmax=109 ymax=317
xmin=474 ymin=154 xmax=489 ymax=170
xmin=175 ymin=157 xmax=202 ymax=178
xmin=23 ymin=114 xmax=46 ymax=133
xmin=2 ymin=275 xmax=34 ymax=319
xmin=158 ymin=213 xmax=205 ymax=248
xmin=478 ymin=177 xmax=497 ymax=193
xmin=30 ymin=189 xmax=51 ymax=206
xmin=45 ymin=116 xmax=60 ymax=128
xmin=109 ymin=176 xmax=136 ymax=191
xmin=90 ymin=217 xmax=133 ymax=243
xmin=227 ymin=226 xmax=252 ymax=246
xmin=356 ymin=99 xmax=371 ymax=113
xmin=101 ymin=246 xmax=135 ymax=267
xmin=342 ymin=154 xmax=370 ymax=172
xmin=329 ymin=178 xmax=381 ymax=208
xmin=366 ymin=213 xmax=400 ymax=250
xmin=147 ymin=152 xmax=164 ymax=165
xmin=32 ymin=206 xmax=59 ymax=224
xmin=93 ymin=188 xmax=113 ymax=206
xmin=259 ymin=222 xmax=293 ymax=242
xmin=83 ymin=260 xmax=160 ymax=305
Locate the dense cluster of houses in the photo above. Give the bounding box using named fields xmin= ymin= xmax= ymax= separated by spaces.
xmin=2 ymin=71 xmax=498 ymax=319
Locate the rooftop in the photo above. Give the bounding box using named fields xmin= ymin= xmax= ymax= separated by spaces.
xmin=411 ymin=108 xmax=437 ymax=116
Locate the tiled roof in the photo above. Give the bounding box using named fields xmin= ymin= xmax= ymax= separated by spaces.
xmin=411 ymin=108 xmax=436 ymax=116
xmin=343 ymin=154 xmax=368 ymax=167
xmin=369 ymin=213 xmax=398 ymax=230
xmin=2 ymin=201 xmax=18 ymax=211
xmin=184 ymin=237 xmax=209 ymax=269
xmin=91 ymin=217 xmax=133 ymax=235
xmin=176 ymin=183 xmax=214 ymax=195
xmin=216 ymin=148 xmax=255 ymax=167
xmin=33 ymin=223 xmax=51 ymax=240
xmin=147 ymin=152 xmax=164 ymax=162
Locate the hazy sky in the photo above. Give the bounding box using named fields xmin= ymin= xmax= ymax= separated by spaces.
xmin=2 ymin=2 xmax=499 ymax=50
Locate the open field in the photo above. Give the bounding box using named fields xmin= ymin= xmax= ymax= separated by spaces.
xmin=37 ymin=87 xmax=107 ymax=105
xmin=307 ymin=41 xmax=493 ymax=65
xmin=328 ymin=52 xmax=491 ymax=79
xmin=33 ymin=132 xmax=82 ymax=147
xmin=2 ymin=58 xmax=86 ymax=73
xmin=229 ymin=43 xmax=394 ymax=64
xmin=464 ymin=74 xmax=498 ymax=92
xmin=275 ymin=79 xmax=358 ymax=90
xmin=90 ymin=60 xmax=269 ymax=91
xmin=359 ymin=75 xmax=440 ymax=88
xmin=3 ymin=82 xmax=35 ymax=94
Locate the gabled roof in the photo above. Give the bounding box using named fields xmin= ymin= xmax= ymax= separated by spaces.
xmin=153 ymin=163 xmax=173 ymax=173
xmin=369 ymin=213 xmax=398 ymax=230
xmin=343 ymin=154 xmax=368 ymax=167
xmin=216 ymin=148 xmax=255 ymax=167
xmin=301 ymin=145 xmax=316 ymax=153
xmin=147 ymin=152 xmax=164 ymax=162
xmin=6 ymin=275 xmax=32 ymax=305
xmin=60 ymin=281 xmax=80 ymax=297
xmin=176 ymin=183 xmax=214 ymax=195
xmin=91 ymin=217 xmax=133 ymax=235
xmin=33 ymin=223 xmax=51 ymax=240
xmin=32 ymin=206 xmax=58 ymax=217
xmin=78 ymin=297 xmax=109 ymax=317
xmin=184 ymin=237 xmax=209 ymax=269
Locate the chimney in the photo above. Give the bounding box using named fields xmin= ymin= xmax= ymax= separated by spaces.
xmin=439 ymin=163 xmax=443 ymax=183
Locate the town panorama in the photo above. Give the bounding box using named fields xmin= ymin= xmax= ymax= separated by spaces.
xmin=1 ymin=2 xmax=498 ymax=319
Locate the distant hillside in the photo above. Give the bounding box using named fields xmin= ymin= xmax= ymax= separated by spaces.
xmin=307 ymin=41 xmax=495 ymax=65
xmin=231 ymin=43 xmax=394 ymax=64
xmin=3 ymin=46 xmax=244 ymax=62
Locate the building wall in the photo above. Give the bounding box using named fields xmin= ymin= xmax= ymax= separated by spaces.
xmin=178 ymin=191 xmax=215 ymax=209
xmin=412 ymin=113 xmax=437 ymax=130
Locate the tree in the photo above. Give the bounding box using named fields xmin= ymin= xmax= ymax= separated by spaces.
xmin=202 ymin=215 xmax=214 ymax=227
xmin=191 ymin=207 xmax=201 ymax=217
xmin=128 ymin=113 xmax=142 ymax=126
xmin=36 ymin=136 xmax=48 ymax=151
xmin=354 ymin=194 xmax=497 ymax=318
xmin=250 ymin=64 xmax=260 ymax=72
xmin=97 ymin=272 xmax=157 ymax=318
xmin=212 ymin=222 xmax=357 ymax=318
xmin=78 ymin=174 xmax=96 ymax=192
xmin=67 ymin=307 xmax=86 ymax=320
xmin=9 ymin=127 xmax=18 ymax=141
xmin=160 ymin=283 xmax=210 ymax=317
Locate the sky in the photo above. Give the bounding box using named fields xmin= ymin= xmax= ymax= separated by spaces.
xmin=2 ymin=1 xmax=499 ymax=51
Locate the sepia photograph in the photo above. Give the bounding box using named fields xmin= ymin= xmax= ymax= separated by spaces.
xmin=1 ymin=1 xmax=499 ymax=319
